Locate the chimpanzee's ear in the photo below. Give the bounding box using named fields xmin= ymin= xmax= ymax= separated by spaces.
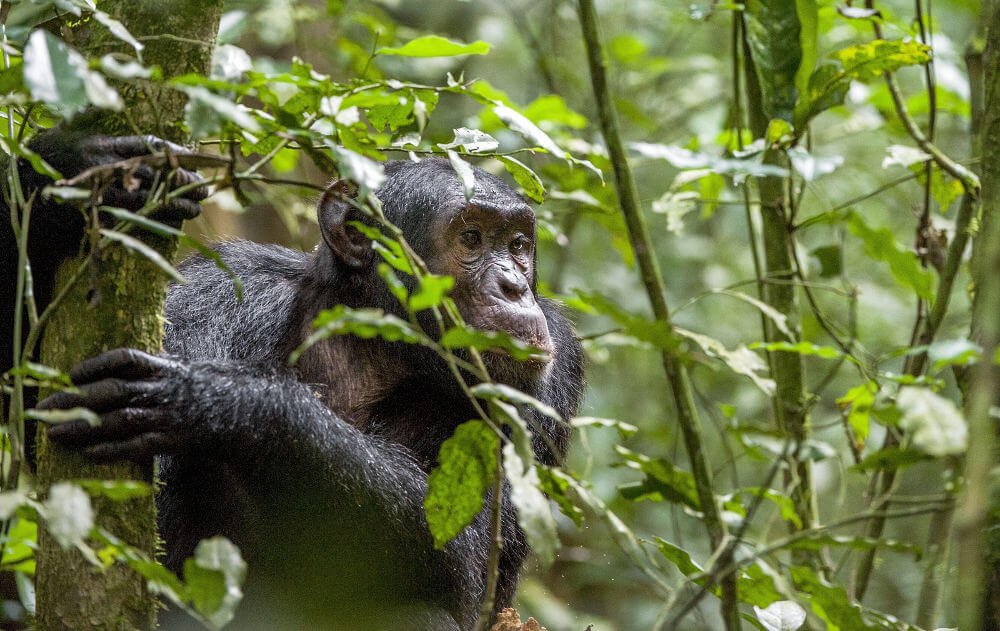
xmin=318 ymin=180 xmax=372 ymax=269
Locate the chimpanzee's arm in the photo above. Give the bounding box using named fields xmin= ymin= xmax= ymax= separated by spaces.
xmin=38 ymin=349 xmax=490 ymax=627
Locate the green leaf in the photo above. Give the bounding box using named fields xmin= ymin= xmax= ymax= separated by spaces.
xmin=176 ymin=84 xmax=261 ymax=140
xmin=809 ymin=245 xmax=841 ymax=277
xmin=23 ymin=30 xmax=90 ymax=114
xmin=92 ymin=9 xmax=144 ymax=54
xmin=100 ymin=229 xmax=186 ymax=284
xmin=408 ymin=274 xmax=454 ymax=312
xmin=833 ymin=39 xmax=931 ymax=82
xmin=503 ymin=442 xmax=559 ymax=566
xmin=470 ymin=383 xmax=561 ymax=421
xmin=439 ymin=325 xmax=545 ymax=361
xmin=438 ymin=128 xmax=499 ymax=154
xmin=73 ymin=479 xmax=152 ymax=501
xmin=616 ymin=446 xmax=700 ymax=509
xmin=916 ymin=165 xmax=964 ymax=212
xmin=854 ymin=446 xmax=932 ymax=471
xmin=927 ymin=338 xmax=981 ymax=373
xmin=631 ymin=143 xmax=789 ymax=179
xmin=328 ymin=144 xmax=387 ymax=198
xmin=845 ymin=212 xmax=934 ymax=300
xmin=425 ymin=420 xmax=499 ymax=548
xmin=749 ymin=341 xmax=846 ymax=361
xmin=679 ymin=329 xmax=775 ymax=396
xmin=652 ymin=537 xmax=705 ymax=580
xmin=377 ymin=36 xmax=490 ymax=57
xmin=536 ymin=466 xmax=584 ymax=527
xmin=731 ymin=487 xmax=803 ymax=529
xmin=7 ymin=361 xmax=72 ymax=386
xmin=744 ymin=0 xmax=803 ymax=123
xmin=446 ymin=150 xmax=476 ymax=202
xmin=570 ymin=416 xmax=638 ymax=439
xmin=25 ymin=407 xmax=99 ymax=426
xmin=308 ymin=306 xmax=426 ymax=346
xmin=102 ymin=207 xmax=244 ymax=300
xmin=783 ymin=534 xmax=920 ymax=558
xmin=1 ymin=517 xmax=37 ymax=574
xmin=790 ymin=566 xmax=881 ymax=631
xmin=798 ymin=40 xmax=931 ymax=127
xmin=574 ymin=291 xmax=679 ymax=351
xmin=347 ymin=222 xmax=412 ymax=275
xmin=521 ymin=95 xmax=587 ymax=129
xmin=837 ymin=382 xmax=877 ymax=442
xmin=184 ymin=537 xmax=246 ymax=629
xmin=492 ymin=103 xmax=566 ymax=158
xmin=497 ymin=156 xmax=545 ymax=203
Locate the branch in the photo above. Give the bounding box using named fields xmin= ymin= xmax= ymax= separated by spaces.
xmin=576 ymin=2 xmax=739 ymax=630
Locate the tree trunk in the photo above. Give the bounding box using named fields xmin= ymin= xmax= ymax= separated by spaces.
xmin=34 ymin=2 xmax=222 ymax=629
xmin=960 ymin=3 xmax=1000 ymax=629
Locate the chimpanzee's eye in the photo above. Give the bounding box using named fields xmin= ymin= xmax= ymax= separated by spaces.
xmin=510 ymin=236 xmax=528 ymax=254
xmin=460 ymin=229 xmax=482 ymax=248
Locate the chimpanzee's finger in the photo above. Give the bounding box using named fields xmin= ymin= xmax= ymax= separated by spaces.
xmin=37 ymin=379 xmax=160 ymax=413
xmin=99 ymin=187 xmax=202 ymax=222
xmin=68 ymin=348 xmax=173 ymax=384
xmin=83 ymin=432 xmax=172 ymax=462
xmin=48 ymin=408 xmax=166 ymax=445
xmin=108 ymin=135 xmax=189 ymax=159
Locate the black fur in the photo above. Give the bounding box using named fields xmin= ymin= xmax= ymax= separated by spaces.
xmin=1 ymin=133 xmax=584 ymax=630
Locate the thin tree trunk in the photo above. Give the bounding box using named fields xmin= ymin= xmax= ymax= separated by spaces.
xmin=959 ymin=3 xmax=1000 ymax=629
xmin=34 ymin=3 xmax=221 ymax=629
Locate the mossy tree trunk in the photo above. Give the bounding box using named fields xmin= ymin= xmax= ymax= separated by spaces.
xmin=960 ymin=3 xmax=1000 ymax=629
xmin=34 ymin=2 xmax=221 ymax=629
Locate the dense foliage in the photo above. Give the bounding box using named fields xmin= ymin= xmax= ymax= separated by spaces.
xmin=0 ymin=0 xmax=995 ymax=630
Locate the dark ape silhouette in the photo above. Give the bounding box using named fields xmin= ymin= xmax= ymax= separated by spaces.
xmin=1 ymin=130 xmax=584 ymax=630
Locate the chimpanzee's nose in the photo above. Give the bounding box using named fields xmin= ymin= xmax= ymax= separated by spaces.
xmin=498 ymin=268 xmax=530 ymax=303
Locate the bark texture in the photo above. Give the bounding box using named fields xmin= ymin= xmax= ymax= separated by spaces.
xmin=34 ymin=2 xmax=222 ymax=629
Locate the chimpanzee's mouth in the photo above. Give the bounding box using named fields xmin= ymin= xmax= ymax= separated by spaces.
xmin=470 ymin=302 xmax=554 ymax=362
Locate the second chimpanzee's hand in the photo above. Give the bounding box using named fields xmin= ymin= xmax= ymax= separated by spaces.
xmin=26 ymin=129 xmax=207 ymax=225
xmin=37 ymin=348 xmax=204 ymax=461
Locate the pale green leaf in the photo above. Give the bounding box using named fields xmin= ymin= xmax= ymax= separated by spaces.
xmin=377 ymin=36 xmax=490 ymax=57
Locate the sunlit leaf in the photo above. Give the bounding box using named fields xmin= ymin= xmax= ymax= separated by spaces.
xmin=73 ymin=479 xmax=152 ymax=501
xmin=408 ymin=274 xmax=454 ymax=312
xmin=42 ymin=483 xmax=93 ymax=549
xmin=837 ymin=382 xmax=877 ymax=442
xmin=377 ymin=36 xmax=490 ymax=57
xmin=446 ymin=149 xmax=476 ymax=202
xmin=440 ymin=326 xmax=545 ymax=361
xmin=471 ymin=383 xmax=561 ymax=421
xmin=438 ymin=128 xmax=499 ymax=154
xmin=754 ymin=600 xmax=807 ymax=631
xmin=185 ymin=537 xmax=246 ymax=629
xmin=503 ymin=442 xmax=559 ymax=566
xmin=631 ymin=142 xmax=789 ymax=178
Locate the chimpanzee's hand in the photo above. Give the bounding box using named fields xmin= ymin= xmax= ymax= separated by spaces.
xmin=36 ymin=348 xmax=205 ymax=461
xmin=25 ymin=129 xmax=207 ymax=224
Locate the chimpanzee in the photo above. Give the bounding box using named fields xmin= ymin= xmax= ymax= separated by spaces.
xmin=0 ymin=127 xmax=584 ymax=630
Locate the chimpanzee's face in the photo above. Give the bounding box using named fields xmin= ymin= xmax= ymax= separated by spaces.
xmin=427 ymin=199 xmax=553 ymax=360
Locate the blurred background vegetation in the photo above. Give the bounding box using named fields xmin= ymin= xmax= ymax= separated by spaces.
xmin=180 ymin=1 xmax=979 ymax=629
